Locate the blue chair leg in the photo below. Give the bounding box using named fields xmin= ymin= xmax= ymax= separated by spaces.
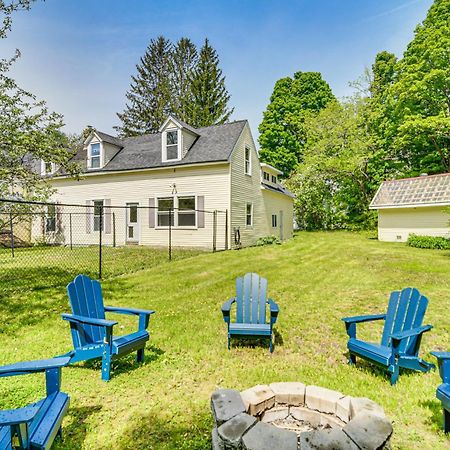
xmin=348 ymin=353 xmax=356 ymax=365
xmin=269 ymin=336 xmax=274 ymax=353
xmin=444 ymin=408 xmax=449 ymax=434
xmin=101 ymin=353 xmax=111 ymax=381
xmin=390 ymin=363 xmax=399 ymax=385
xmin=227 ymin=334 xmax=231 ymax=350
xmin=136 ymin=348 xmax=144 ymax=363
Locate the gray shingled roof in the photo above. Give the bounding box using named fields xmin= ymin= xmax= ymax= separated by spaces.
xmin=370 ymin=173 xmax=450 ymax=209
xmin=66 ymin=120 xmax=247 ymax=174
xmin=95 ymin=131 xmax=124 ymax=148
xmin=261 ymin=182 xmax=295 ymax=198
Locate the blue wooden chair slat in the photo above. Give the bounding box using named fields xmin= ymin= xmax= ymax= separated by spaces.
xmin=0 ymin=357 xmax=70 ymax=450
xmin=235 ymin=277 xmax=243 ymax=323
xmin=431 ymin=351 xmax=450 ymax=433
xmin=243 ymin=274 xmax=251 ymax=324
xmin=258 ymin=277 xmax=267 ymax=325
xmin=221 ymin=273 xmax=279 ymax=352
xmin=251 ymin=273 xmax=259 ymax=324
xmin=62 ymin=274 xmax=156 ymax=381
xmin=342 ymin=287 xmax=434 ymax=385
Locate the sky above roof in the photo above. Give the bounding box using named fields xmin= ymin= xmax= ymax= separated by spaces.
xmin=0 ymin=0 xmax=433 ymax=138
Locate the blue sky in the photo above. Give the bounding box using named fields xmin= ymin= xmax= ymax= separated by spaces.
xmin=0 ymin=0 xmax=433 ymax=137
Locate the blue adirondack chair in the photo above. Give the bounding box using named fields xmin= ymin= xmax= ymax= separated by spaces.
xmin=221 ymin=273 xmax=279 ymax=352
xmin=62 ymin=274 xmax=155 ymax=381
xmin=431 ymin=351 xmax=450 ymax=433
xmin=0 ymin=357 xmax=70 ymax=450
xmin=342 ymin=287 xmax=434 ymax=385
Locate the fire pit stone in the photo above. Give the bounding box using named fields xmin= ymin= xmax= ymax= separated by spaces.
xmin=211 ymin=383 xmax=393 ymax=450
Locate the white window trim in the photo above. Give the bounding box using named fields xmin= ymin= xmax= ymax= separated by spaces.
xmin=246 ymin=202 xmax=253 ymax=228
xmin=244 ymin=145 xmax=252 ymax=176
xmin=162 ymin=128 xmax=182 ymax=162
xmin=41 ymin=160 xmax=56 ymax=176
xmin=155 ymin=193 xmax=198 ymax=229
xmin=88 ymin=141 xmax=103 ymax=170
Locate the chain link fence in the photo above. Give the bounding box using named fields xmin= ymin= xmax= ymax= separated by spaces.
xmin=0 ymin=198 xmax=228 ymax=290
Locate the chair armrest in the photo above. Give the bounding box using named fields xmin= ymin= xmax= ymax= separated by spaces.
xmin=342 ymin=314 xmax=386 ymax=339
xmin=391 ymin=325 xmax=433 ymax=342
xmin=0 ymin=357 xmax=71 ymax=378
xmin=267 ymin=299 xmax=279 ymax=326
xmin=221 ymin=298 xmax=235 ymax=324
xmin=431 ymin=351 xmax=450 ymax=383
xmin=0 ymin=406 xmax=39 ymax=426
xmin=104 ymin=306 xmax=156 ymax=316
xmin=61 ymin=313 xmax=117 ymax=328
xmin=342 ymin=313 xmax=386 ymax=324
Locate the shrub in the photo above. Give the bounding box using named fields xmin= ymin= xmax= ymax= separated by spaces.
xmin=406 ymin=234 xmax=450 ymax=250
xmin=255 ymin=235 xmax=281 ymax=246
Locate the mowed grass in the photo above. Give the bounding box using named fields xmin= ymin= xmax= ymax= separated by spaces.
xmin=0 ymin=232 xmax=449 ymax=449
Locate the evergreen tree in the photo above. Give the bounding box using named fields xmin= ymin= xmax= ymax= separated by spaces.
xmin=115 ymin=36 xmax=172 ymax=136
xmin=258 ymin=71 xmax=335 ymax=177
xmin=169 ymin=37 xmax=198 ymax=122
xmin=187 ymin=39 xmax=234 ymax=128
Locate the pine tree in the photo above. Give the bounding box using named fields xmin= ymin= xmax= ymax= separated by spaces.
xmin=115 ymin=36 xmax=172 ymax=136
xmin=169 ymin=38 xmax=198 ymax=122
xmin=188 ymin=39 xmax=234 ymax=128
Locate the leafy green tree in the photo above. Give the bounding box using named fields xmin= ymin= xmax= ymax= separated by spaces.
xmin=0 ymin=0 xmax=37 ymax=38
xmin=390 ymin=0 xmax=450 ymax=174
xmin=169 ymin=37 xmax=198 ymax=123
xmin=287 ymin=98 xmax=376 ymax=229
xmin=258 ymin=71 xmax=335 ymax=177
xmin=187 ymin=38 xmax=234 ymax=128
xmin=116 ymin=36 xmax=173 ymax=136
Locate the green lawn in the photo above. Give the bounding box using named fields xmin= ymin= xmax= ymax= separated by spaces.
xmin=0 ymin=232 xmax=449 ymax=449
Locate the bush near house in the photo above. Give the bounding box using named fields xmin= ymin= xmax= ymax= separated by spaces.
xmin=407 ymin=234 xmax=450 ymax=250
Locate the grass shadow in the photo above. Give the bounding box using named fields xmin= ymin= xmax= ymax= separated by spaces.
xmin=56 ymin=405 xmax=103 ymax=450
xmin=419 ymin=399 xmax=444 ymax=430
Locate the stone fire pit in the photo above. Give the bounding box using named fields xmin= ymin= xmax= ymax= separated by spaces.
xmin=211 ymin=383 xmax=392 ymax=449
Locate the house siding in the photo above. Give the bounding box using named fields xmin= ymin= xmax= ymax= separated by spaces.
xmin=261 ymin=189 xmax=294 ymax=240
xmin=36 ymin=164 xmax=230 ymax=249
xmin=229 ymin=124 xmax=268 ymax=247
xmin=378 ymin=206 xmax=450 ymax=242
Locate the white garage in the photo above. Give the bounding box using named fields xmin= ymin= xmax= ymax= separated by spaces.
xmin=370 ymin=173 xmax=450 ymax=242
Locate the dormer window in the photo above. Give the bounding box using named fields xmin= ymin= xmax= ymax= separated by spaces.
xmin=89 ymin=143 xmax=101 ymax=169
xmin=263 ymin=171 xmax=270 ymax=181
xmin=41 ymin=160 xmax=56 ymax=175
xmin=162 ymin=129 xmax=181 ymax=162
xmin=272 ymin=175 xmax=277 ymax=184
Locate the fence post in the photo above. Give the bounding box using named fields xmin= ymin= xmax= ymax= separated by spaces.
xmin=224 ymin=210 xmax=228 ymax=251
xmin=168 ymin=207 xmax=172 ymax=261
xmin=9 ymin=212 xmax=15 ymax=258
xmin=99 ymin=206 xmax=103 ymax=279
xmin=212 ymin=210 xmax=217 ymax=252
xmin=69 ymin=213 xmax=73 ymax=250
xmin=112 ymin=212 xmax=116 ymax=248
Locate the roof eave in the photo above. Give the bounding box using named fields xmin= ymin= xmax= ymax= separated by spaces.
xmin=370 ymin=202 xmax=450 ymax=210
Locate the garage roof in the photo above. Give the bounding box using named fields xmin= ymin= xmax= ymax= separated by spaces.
xmin=370 ymin=173 xmax=450 ymax=209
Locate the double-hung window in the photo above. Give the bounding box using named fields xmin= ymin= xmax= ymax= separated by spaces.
xmin=89 ymin=143 xmax=101 ymax=169
xmin=178 ymin=196 xmax=196 ymax=226
xmin=165 ymin=130 xmax=179 ymax=160
xmin=246 ymin=203 xmax=253 ymax=227
xmin=157 ymin=197 xmax=174 ymax=226
xmin=263 ymin=171 xmax=270 ymax=181
xmin=156 ymin=195 xmax=196 ymax=227
xmin=244 ymin=146 xmax=251 ymax=175
xmin=93 ymin=200 xmax=104 ymax=231
xmin=46 ymin=204 xmax=56 ymax=232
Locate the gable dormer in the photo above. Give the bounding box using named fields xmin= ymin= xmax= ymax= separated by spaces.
xmin=84 ymin=130 xmax=123 ymax=170
xmin=260 ymin=163 xmax=282 ymax=187
xmin=159 ymin=116 xmax=199 ymax=162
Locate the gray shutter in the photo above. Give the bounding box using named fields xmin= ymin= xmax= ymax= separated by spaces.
xmin=104 ymin=199 xmax=111 ymax=234
xmin=56 ymin=204 xmax=62 ymax=233
xmin=148 ymin=198 xmax=155 ymax=228
xmin=86 ymin=200 xmax=91 ymax=234
xmin=197 ymin=195 xmax=205 ymax=228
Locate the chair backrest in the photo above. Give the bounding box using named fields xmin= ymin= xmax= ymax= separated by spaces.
xmin=66 ymin=274 xmax=106 ymax=345
xmin=235 ymin=273 xmax=268 ymax=325
xmin=381 ymin=287 xmax=429 ymax=355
